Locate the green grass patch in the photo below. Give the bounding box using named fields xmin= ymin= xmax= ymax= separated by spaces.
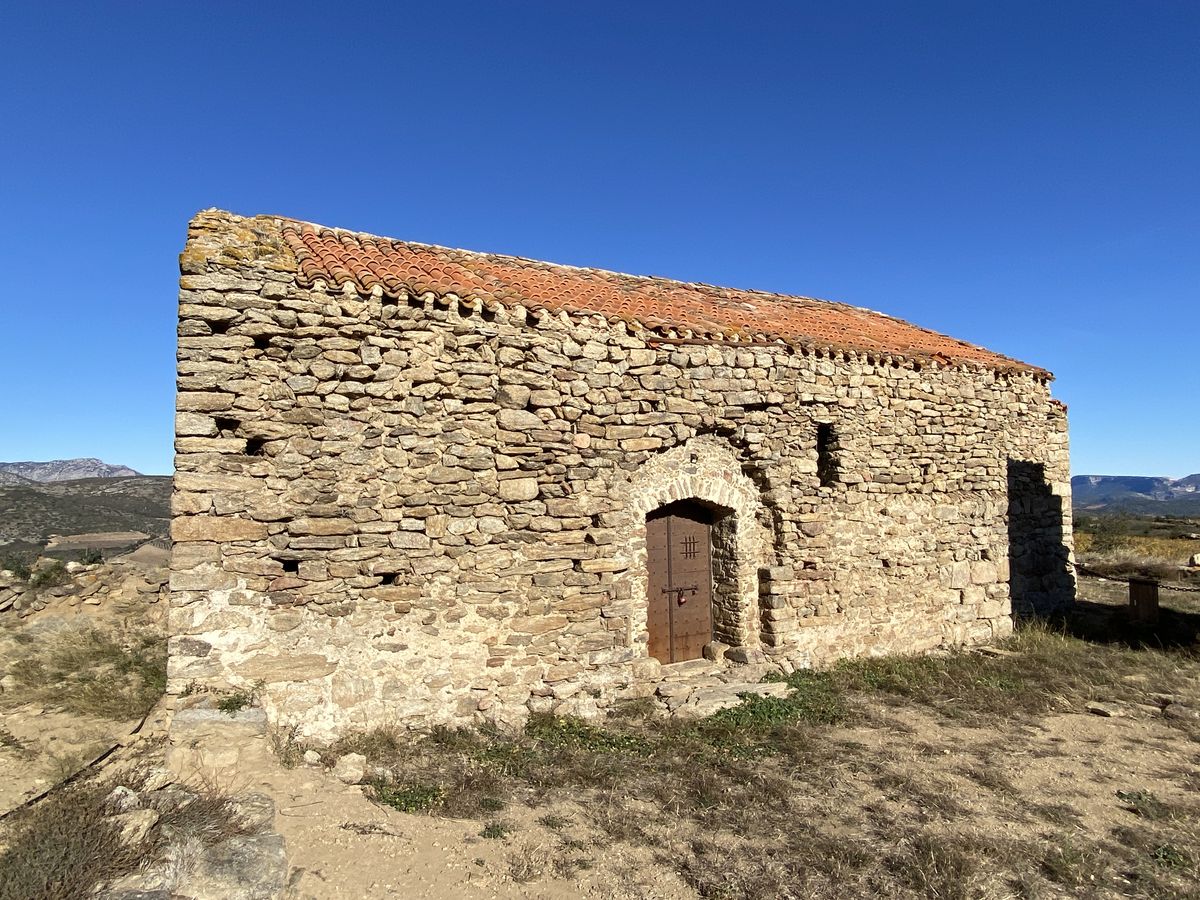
xmin=217 ymin=690 xmax=254 ymax=715
xmin=371 ymin=779 xmax=445 ymax=813
xmin=524 ymin=713 xmax=650 ymax=753
xmin=1151 ymin=844 xmax=1190 ymax=870
xmin=1117 ymin=789 xmax=1173 ymax=821
xmin=479 ymin=820 xmax=514 ymax=839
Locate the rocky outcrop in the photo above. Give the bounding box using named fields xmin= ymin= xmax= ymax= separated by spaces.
xmin=0 ymin=560 xmax=167 ymax=619
xmin=100 ymin=777 xmax=289 ymax=900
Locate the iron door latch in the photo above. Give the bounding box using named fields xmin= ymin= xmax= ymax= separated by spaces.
xmin=662 ymin=585 xmax=698 ymax=604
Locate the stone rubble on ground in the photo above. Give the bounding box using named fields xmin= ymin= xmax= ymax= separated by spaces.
xmin=332 ymin=752 xmax=367 ymax=785
xmin=1084 ymin=693 xmax=1200 ymax=722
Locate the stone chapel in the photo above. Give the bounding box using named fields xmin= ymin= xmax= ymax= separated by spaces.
xmin=169 ymin=211 xmax=1075 ymax=738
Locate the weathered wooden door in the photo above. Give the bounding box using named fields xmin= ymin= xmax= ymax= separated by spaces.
xmin=646 ymin=501 xmax=713 ymax=663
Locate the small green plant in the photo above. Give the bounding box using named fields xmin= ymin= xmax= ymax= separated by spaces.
xmin=537 ymin=813 xmax=570 ymax=830
xmin=217 ymin=690 xmax=254 ymax=714
xmin=269 ymin=724 xmax=306 ymax=768
xmin=1151 ymin=843 xmax=1189 ymax=869
xmin=0 ymin=727 xmax=27 ymax=756
xmin=77 ymin=548 xmax=103 ymax=566
xmin=479 ymin=820 xmax=514 ymax=840
xmin=478 ymin=796 xmax=506 ymax=812
xmin=1116 ymin=789 xmax=1171 ymax=820
xmin=371 ymin=780 xmax=444 ymax=813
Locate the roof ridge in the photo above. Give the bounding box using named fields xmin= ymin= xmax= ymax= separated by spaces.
xmin=282 ymin=218 xmax=837 ymax=309
xmin=201 ymin=210 xmax=1047 ymax=378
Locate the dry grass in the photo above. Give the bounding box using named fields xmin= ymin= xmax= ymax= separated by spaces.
xmin=0 ymin=775 xmax=143 ymax=900
xmin=0 ymin=726 xmax=29 ymax=757
xmin=1079 ymin=548 xmax=1188 ymax=582
xmin=2 ymin=622 xmax=165 ymax=721
xmin=1076 ymin=531 xmax=1200 ymax=565
xmin=1075 ymin=522 xmax=1200 ymax=586
xmin=324 ymin=607 xmax=1200 ymax=899
xmin=0 ymin=766 xmax=248 ymax=900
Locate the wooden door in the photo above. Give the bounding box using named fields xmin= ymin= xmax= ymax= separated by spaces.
xmin=646 ymin=502 xmax=713 ymax=663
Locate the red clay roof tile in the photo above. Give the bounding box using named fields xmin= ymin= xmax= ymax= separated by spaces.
xmin=278 ymin=220 xmax=1046 ymax=376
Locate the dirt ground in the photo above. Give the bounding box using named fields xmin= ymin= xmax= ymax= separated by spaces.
xmin=159 ymin=569 xmax=1196 ymax=899
xmin=214 ymin=697 xmax=1194 ymax=900
xmin=3 ymin=565 xmax=1198 ymax=899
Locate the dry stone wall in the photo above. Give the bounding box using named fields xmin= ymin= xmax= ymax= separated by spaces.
xmin=170 ymin=212 xmax=1075 ymax=740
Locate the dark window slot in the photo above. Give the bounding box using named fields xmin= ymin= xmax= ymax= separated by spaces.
xmin=817 ymin=423 xmax=839 ymax=487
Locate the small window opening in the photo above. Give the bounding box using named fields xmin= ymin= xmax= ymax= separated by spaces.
xmin=816 ymin=423 xmax=839 ymax=487
xmin=245 ymin=437 xmax=267 ymax=456
xmin=208 ymin=319 xmax=231 ymax=335
xmin=252 ymin=334 xmax=271 ymax=351
xmin=280 ymin=559 xmax=300 ymax=574
xmin=214 ymin=417 xmax=240 ymax=435
xmin=379 ymin=572 xmax=398 ymax=586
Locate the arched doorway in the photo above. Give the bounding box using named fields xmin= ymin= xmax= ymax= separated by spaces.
xmin=646 ymin=500 xmax=715 ymax=663
xmin=621 ymin=436 xmax=772 ymax=664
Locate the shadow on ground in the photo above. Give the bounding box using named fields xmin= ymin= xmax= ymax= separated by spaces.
xmin=1021 ymin=597 xmax=1200 ymax=651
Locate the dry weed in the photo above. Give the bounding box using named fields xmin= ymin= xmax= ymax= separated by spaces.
xmin=4 ymin=622 xmax=165 ymax=721
xmin=0 ymin=766 xmax=247 ymax=900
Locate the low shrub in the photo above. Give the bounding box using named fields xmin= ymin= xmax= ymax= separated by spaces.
xmin=29 ymin=560 xmax=69 ymax=591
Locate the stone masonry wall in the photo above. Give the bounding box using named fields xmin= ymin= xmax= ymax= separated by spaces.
xmin=170 ymin=212 xmax=1075 ymax=740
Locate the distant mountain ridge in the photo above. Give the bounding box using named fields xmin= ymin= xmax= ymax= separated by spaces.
xmin=0 ymin=458 xmax=167 ymax=548
xmin=0 ymin=458 xmax=141 ymax=483
xmin=1072 ymin=473 xmax=1200 ymax=515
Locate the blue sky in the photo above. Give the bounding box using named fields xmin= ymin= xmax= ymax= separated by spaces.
xmin=0 ymin=2 xmax=1196 ymax=477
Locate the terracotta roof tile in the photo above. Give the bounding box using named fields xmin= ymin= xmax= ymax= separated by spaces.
xmin=278 ymin=220 xmax=1046 ymax=376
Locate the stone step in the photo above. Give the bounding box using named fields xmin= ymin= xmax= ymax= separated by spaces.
xmin=657 ymin=658 xmax=723 ymax=680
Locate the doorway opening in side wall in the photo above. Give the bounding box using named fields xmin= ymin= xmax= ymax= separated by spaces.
xmin=646 ymin=499 xmax=738 ymax=663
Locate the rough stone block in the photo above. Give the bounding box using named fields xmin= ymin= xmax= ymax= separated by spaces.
xmin=171 ymin=516 xmax=268 ymax=543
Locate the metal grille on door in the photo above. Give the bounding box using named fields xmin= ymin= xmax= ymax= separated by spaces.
xmin=646 ymin=502 xmax=713 ymax=663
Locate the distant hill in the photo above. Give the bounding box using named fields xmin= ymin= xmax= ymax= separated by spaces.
xmin=1072 ymin=474 xmax=1200 ymax=516
xmin=0 ymin=461 xmax=170 ymax=547
xmin=0 ymin=458 xmax=141 ymax=483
